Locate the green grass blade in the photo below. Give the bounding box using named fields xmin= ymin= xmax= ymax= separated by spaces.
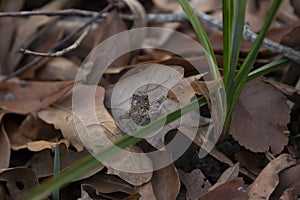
xmin=227 ymin=0 xmax=282 ymax=118
xmin=226 ymin=0 xmax=247 ymax=87
xmin=22 ymin=97 xmax=206 ymax=200
xmin=52 ymin=142 xmax=60 ymax=200
xmin=247 ymin=58 xmax=289 ymax=82
xmin=178 ymin=0 xmax=220 ymax=80
xmin=222 ymin=0 xmax=233 ymax=86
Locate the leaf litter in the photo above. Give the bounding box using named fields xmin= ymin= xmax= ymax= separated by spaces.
xmin=0 ymin=0 xmax=299 ymax=199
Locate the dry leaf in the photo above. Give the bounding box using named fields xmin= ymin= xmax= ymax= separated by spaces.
xmin=279 ymin=188 xmax=294 ymax=200
xmin=73 ymin=84 xmax=152 ymax=186
xmin=178 ymin=169 xmax=211 ymax=199
xmin=0 ymin=0 xmax=24 ymax=74
xmin=0 ymin=122 xmax=10 ymax=168
xmin=81 ymin=173 xmax=133 ymax=194
xmin=25 ymin=144 xmax=103 ymax=180
xmin=106 ymin=64 xmax=184 ymax=149
xmin=200 ymin=178 xmax=247 ymax=200
xmin=8 ymin=0 xmax=73 ymax=71
xmin=16 ymin=139 xmax=69 ymax=152
xmin=271 ymin=164 xmax=300 ymax=199
xmin=230 ymin=77 xmax=289 ymax=154
xmin=36 ymin=57 xmax=79 ymax=81
xmin=19 ymin=26 xmax=64 ymax=79
xmin=247 ymin=154 xmax=296 ymax=200
xmin=151 ymin=163 xmax=180 ymax=200
xmin=0 ymin=80 xmax=73 ymax=114
xmin=0 ymin=168 xmax=39 ymax=199
xmin=209 ymin=163 xmax=240 ymax=191
xmin=134 ymin=181 xmax=156 ymax=200
xmin=38 ymin=106 xmax=84 ymax=151
xmin=40 ymin=85 xmax=152 ymax=185
xmin=235 ymin=151 xmax=263 ymax=176
xmin=264 ymin=79 xmax=300 ymax=103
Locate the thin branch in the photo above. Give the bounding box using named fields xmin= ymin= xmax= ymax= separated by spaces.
xmin=1 ymin=7 xmax=299 ymax=81
xmin=1 ymin=2 xmax=115 ymax=82
xmin=142 ymin=12 xmax=300 ymax=64
xmin=0 ymin=9 xmax=98 ymax=17
xmin=19 ymin=28 xmax=89 ymax=57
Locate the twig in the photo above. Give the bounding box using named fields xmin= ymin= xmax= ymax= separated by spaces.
xmin=1 ymin=7 xmax=299 ymax=81
xmin=0 ymin=9 xmax=98 ymax=17
xmin=1 ymin=2 xmax=115 ymax=82
xmin=142 ymin=12 xmax=300 ymax=64
xmin=19 ymin=28 xmax=89 ymax=57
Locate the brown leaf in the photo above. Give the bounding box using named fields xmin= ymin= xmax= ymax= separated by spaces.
xmin=0 ymin=120 xmax=10 ymax=168
xmin=25 ymin=144 xmax=104 ymax=180
xmin=271 ymin=164 xmax=300 ymax=199
xmin=54 ymin=84 xmax=152 ymax=185
xmin=8 ymin=0 xmax=73 ymax=71
xmin=210 ymin=163 xmax=240 ymax=191
xmin=0 ymin=80 xmax=73 ymax=114
xmin=36 ymin=57 xmax=79 ymax=81
xmin=151 ymin=163 xmax=180 ymax=200
xmin=264 ymin=79 xmax=300 ymax=103
xmin=247 ymin=154 xmax=296 ymax=200
xmin=2 ymin=113 xmax=61 ymax=151
xmin=106 ymin=64 xmax=184 ymax=149
xmin=19 ymin=24 xmax=64 ymax=79
xmin=38 ymin=106 xmax=84 ymax=151
xmin=0 ymin=168 xmax=39 ymax=199
xmin=18 ymin=139 xmax=69 ymax=152
xmin=230 ymin=78 xmax=289 ymax=154
xmin=134 ymin=181 xmax=156 ymax=200
xmin=80 ymin=173 xmax=134 ymax=196
xmin=279 ymin=188 xmax=294 ymax=200
xmin=178 ymin=169 xmax=211 ymax=199
xmin=235 ymin=151 xmax=263 ymax=176
xmin=200 ymin=178 xmax=247 ymax=200
xmin=0 ymin=0 xmax=24 ymax=74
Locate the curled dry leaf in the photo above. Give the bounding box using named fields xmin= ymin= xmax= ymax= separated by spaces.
xmin=247 ymin=154 xmax=296 ymax=200
xmin=0 ymin=80 xmax=73 ymax=114
xmin=151 ymin=163 xmax=180 ymax=200
xmin=230 ymin=77 xmax=289 ymax=154
xmin=0 ymin=167 xmax=39 ymax=199
xmin=178 ymin=169 xmax=211 ymax=199
xmin=200 ymin=178 xmax=247 ymax=200
xmin=123 ymin=0 xmax=147 ymax=28
xmin=15 ymin=139 xmax=69 ymax=152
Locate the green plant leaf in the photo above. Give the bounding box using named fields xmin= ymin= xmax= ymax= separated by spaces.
xmin=178 ymin=0 xmax=220 ymax=80
xmin=52 ymin=142 xmax=60 ymax=200
xmin=227 ymin=0 xmax=283 ymax=120
xmin=222 ymin=0 xmax=233 ymax=87
xmin=226 ymin=0 xmax=247 ymax=88
xmin=247 ymin=58 xmax=289 ymax=82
